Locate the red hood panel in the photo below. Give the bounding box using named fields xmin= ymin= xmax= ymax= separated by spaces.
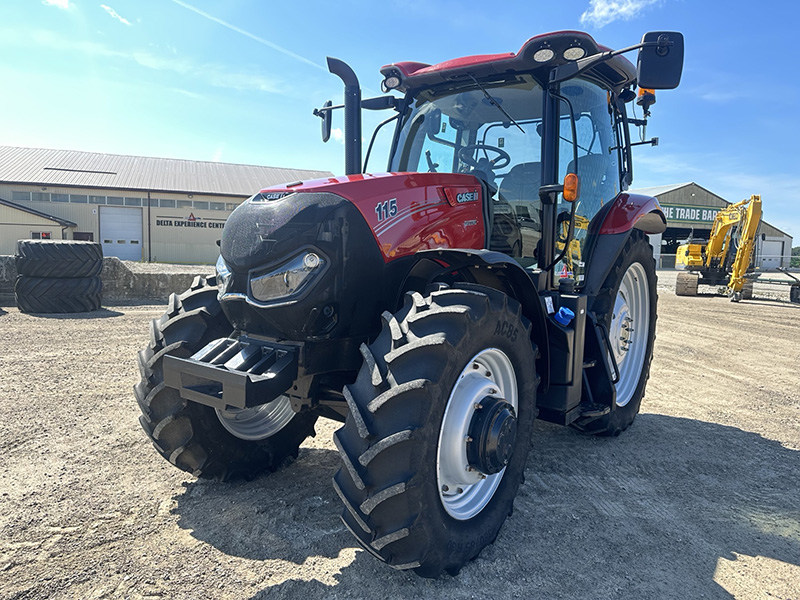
xmin=262 ymin=172 xmax=486 ymax=262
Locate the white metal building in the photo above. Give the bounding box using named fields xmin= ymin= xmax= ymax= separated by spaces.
xmin=0 ymin=146 xmax=332 ymax=264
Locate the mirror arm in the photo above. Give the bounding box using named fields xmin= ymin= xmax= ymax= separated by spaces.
xmin=313 ymin=104 xmax=344 ymax=115
xmin=549 ymin=39 xmax=669 ymax=86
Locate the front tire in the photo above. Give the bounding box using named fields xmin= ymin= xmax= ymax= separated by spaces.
xmin=333 ymin=287 xmax=538 ymax=577
xmin=135 ymin=276 xmax=317 ymax=480
xmin=578 ymin=230 xmax=657 ymax=436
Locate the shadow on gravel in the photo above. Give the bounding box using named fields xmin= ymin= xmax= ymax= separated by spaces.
xmin=177 ymin=416 xmax=800 ymax=599
xmin=174 ymin=446 xmax=346 ymax=564
xmin=23 ymin=308 xmax=124 ymax=319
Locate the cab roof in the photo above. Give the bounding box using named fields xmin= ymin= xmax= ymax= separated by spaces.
xmin=380 ymin=31 xmax=637 ymax=93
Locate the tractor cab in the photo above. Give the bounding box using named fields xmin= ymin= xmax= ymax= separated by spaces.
xmin=321 ymin=30 xmax=683 ymax=287
xmin=387 ymin=71 xmax=621 ymax=280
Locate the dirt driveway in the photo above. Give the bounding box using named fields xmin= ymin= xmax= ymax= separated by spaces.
xmin=1 ymin=277 xmax=798 ymax=599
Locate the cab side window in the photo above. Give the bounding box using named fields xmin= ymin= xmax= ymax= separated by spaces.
xmin=556 ymin=80 xmax=621 ymax=281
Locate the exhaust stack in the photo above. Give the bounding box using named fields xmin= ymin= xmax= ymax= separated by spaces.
xmin=326 ymin=57 xmax=362 ymax=175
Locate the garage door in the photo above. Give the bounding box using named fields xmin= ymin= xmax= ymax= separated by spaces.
xmin=100 ymin=206 xmax=143 ymax=261
xmin=760 ymin=240 xmax=783 ymax=269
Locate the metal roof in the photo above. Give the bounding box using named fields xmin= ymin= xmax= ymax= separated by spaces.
xmin=0 ymin=197 xmax=77 ymax=227
xmin=0 ymin=146 xmax=333 ymax=197
xmin=629 ymin=182 xmax=696 ymax=198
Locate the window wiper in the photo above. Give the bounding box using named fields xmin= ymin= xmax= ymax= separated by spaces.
xmin=467 ymin=74 xmax=525 ymax=133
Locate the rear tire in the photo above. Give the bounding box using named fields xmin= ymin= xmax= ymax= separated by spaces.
xmin=333 ymin=286 xmax=538 ymax=578
xmin=135 ymin=276 xmax=317 ymax=480
xmin=15 ymin=240 xmax=103 ymax=278
xmin=577 ymin=231 xmax=657 ymax=436
xmin=15 ymin=275 xmax=102 ymax=313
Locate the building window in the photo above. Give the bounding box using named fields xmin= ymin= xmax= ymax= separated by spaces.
xmin=70 ymin=195 xmax=88 ymax=203
xmin=107 ymin=196 xmax=124 ymax=206
xmin=73 ymin=232 xmax=93 ymax=241
xmin=12 ymin=191 xmax=31 ymax=202
xmin=125 ymin=197 xmax=142 ymax=206
xmin=159 ymin=199 xmax=175 ymax=208
xmin=148 ymin=198 xmax=159 ymax=206
xmin=210 ymin=202 xmax=225 ymax=211
xmin=31 ymin=192 xmax=49 ymax=202
xmin=89 ymin=195 xmax=106 ymax=204
xmin=51 ymin=193 xmax=69 ymax=203
xmin=193 ymin=201 xmax=209 ymax=210
xmin=31 ymin=232 xmax=52 ymax=239
xmin=225 ymin=203 xmax=238 ymax=211
xmin=177 ymin=200 xmax=192 ymax=208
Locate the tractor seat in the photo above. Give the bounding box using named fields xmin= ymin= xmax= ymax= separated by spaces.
xmin=499 ymin=162 xmax=542 ymax=228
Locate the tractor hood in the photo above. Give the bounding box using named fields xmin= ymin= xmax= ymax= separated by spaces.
xmin=256 ymin=171 xmax=487 ymax=263
xmin=216 ymin=171 xmax=488 ymax=340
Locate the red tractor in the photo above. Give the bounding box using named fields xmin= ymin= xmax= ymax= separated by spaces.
xmin=135 ymin=31 xmax=683 ymax=577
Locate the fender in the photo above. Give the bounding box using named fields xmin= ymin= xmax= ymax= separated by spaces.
xmin=582 ymin=193 xmax=665 ymax=306
xmin=400 ymin=248 xmax=550 ymax=391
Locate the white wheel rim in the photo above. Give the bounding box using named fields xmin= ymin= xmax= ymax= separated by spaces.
xmin=215 ymin=395 xmax=294 ymax=440
xmin=437 ymin=348 xmax=518 ymax=520
xmin=610 ymin=262 xmax=650 ymax=407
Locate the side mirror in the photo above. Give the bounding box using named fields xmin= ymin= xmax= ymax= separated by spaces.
xmin=426 ymin=108 xmax=443 ymax=137
xmin=637 ymin=31 xmax=684 ymax=90
xmin=319 ymin=100 xmax=333 ymax=143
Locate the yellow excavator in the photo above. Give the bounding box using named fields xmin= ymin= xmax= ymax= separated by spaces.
xmin=555 ymin=212 xmax=590 ymax=278
xmin=675 ymin=194 xmax=762 ymax=302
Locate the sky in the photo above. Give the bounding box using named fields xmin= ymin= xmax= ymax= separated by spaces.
xmin=1 ymin=0 xmax=799 ymax=239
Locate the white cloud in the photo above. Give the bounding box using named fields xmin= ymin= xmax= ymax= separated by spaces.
xmin=42 ymin=0 xmax=70 ymax=9
xmin=212 ymin=146 xmax=224 ymax=162
xmin=331 ymin=128 xmax=345 ymax=145
xmin=100 ymin=4 xmax=132 ymax=26
xmin=580 ymin=0 xmax=661 ymax=28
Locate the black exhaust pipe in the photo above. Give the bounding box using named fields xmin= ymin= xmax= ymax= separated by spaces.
xmin=327 ymin=57 xmax=362 ymax=175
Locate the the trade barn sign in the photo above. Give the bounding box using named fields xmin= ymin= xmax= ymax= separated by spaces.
xmin=155 ymin=212 xmax=226 ymax=229
xmin=661 ymin=204 xmax=721 ymax=223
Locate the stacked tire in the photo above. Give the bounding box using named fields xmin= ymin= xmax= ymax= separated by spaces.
xmin=14 ymin=240 xmax=103 ymax=313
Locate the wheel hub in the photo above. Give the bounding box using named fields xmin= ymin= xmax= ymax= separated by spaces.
xmin=437 ymin=348 xmax=518 ymax=520
xmin=466 ymin=397 xmax=517 ymax=475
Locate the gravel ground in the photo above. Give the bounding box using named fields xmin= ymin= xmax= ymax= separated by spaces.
xmin=0 ymin=273 xmax=798 ymax=599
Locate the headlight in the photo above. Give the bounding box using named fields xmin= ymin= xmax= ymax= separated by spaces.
xmin=249 ymin=251 xmax=327 ymax=303
xmin=215 ymin=254 xmax=233 ymax=294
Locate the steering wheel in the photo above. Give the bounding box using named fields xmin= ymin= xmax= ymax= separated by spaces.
xmin=458 ymin=143 xmax=511 ymax=170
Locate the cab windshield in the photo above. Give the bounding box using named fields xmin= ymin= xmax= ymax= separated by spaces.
xmin=390 ymin=75 xmax=621 ymax=279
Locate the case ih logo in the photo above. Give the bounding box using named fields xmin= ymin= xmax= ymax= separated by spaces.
xmin=443 ymin=187 xmax=480 ymax=206
xmin=456 ymin=191 xmax=478 ymax=203
xmin=258 ymin=191 xmax=291 ymax=201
